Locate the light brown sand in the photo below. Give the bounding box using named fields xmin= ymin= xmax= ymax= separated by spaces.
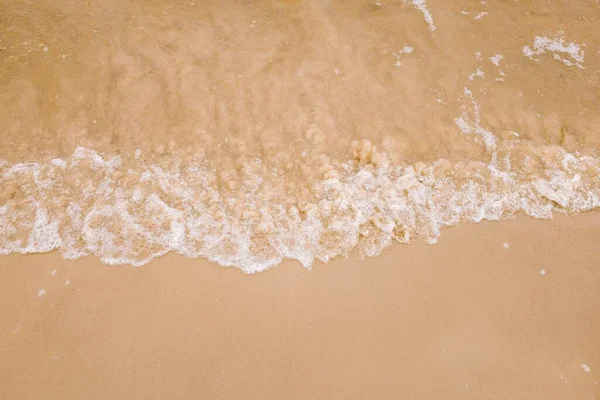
xmin=1 ymin=214 xmax=599 ymax=399
xmin=1 ymin=1 xmax=600 ymax=397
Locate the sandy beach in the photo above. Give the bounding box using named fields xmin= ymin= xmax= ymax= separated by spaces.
xmin=1 ymin=213 xmax=599 ymax=399
xmin=2 ymin=0 xmax=600 ymax=398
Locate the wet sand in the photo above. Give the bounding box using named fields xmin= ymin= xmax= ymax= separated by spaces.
xmin=1 ymin=213 xmax=599 ymax=399
xmin=1 ymin=0 xmax=600 ymax=397
xmin=2 ymin=0 xmax=600 ymax=270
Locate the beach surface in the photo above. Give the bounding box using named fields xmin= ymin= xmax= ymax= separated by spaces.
xmin=2 ymin=1 xmax=600 ymax=397
xmin=2 ymin=0 xmax=600 ymax=271
xmin=1 ymin=213 xmax=599 ymax=399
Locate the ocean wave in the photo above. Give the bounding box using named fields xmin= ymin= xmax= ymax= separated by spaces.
xmin=1 ymin=138 xmax=599 ymax=273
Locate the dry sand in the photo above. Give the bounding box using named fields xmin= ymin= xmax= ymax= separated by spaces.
xmin=1 ymin=213 xmax=599 ymax=399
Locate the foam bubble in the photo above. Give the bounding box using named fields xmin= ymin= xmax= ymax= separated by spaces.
xmin=454 ymin=88 xmax=497 ymax=152
xmin=523 ymin=33 xmax=585 ymax=69
xmin=411 ymin=0 xmax=436 ymax=32
xmin=468 ymin=69 xmax=485 ymax=81
xmin=581 ymin=364 xmax=591 ymax=373
xmin=392 ymin=46 xmax=414 ymax=67
xmin=489 ymin=54 xmax=503 ymax=66
xmin=1 ymin=136 xmax=600 ymax=273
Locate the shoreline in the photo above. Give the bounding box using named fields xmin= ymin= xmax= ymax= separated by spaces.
xmin=1 ymin=213 xmax=599 ymax=399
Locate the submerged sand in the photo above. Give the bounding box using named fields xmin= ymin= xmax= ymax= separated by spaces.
xmin=1 ymin=0 xmax=600 ymax=270
xmin=1 ymin=213 xmax=599 ymax=399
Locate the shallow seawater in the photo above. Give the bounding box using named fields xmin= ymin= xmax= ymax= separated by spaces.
xmin=1 ymin=0 xmax=599 ymax=272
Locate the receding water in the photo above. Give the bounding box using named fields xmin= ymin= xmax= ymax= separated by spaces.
xmin=1 ymin=0 xmax=599 ymax=272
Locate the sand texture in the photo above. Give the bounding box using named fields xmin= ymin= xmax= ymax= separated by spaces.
xmin=1 ymin=1 xmax=600 ymax=397
xmin=1 ymin=214 xmax=599 ymax=399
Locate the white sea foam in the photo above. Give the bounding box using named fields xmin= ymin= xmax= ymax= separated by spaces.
xmin=489 ymin=54 xmax=503 ymax=66
xmin=411 ymin=0 xmax=436 ymax=32
xmin=523 ymin=33 xmax=585 ymax=69
xmin=581 ymin=364 xmax=591 ymax=373
xmin=392 ymin=46 xmax=414 ymax=67
xmin=1 ymin=137 xmax=599 ymax=273
xmin=455 ymin=88 xmax=497 ymax=153
xmin=468 ymin=69 xmax=485 ymax=81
